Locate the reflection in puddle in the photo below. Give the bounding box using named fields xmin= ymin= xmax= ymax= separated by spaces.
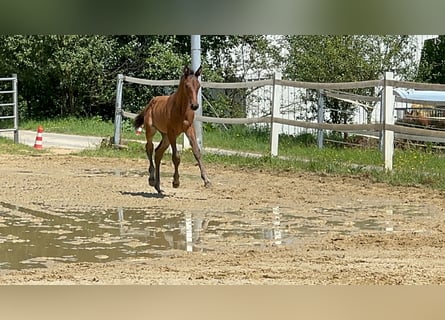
xmin=185 ymin=212 xmax=193 ymax=252
xmin=272 ymin=207 xmax=282 ymax=245
xmin=0 ymin=202 xmax=433 ymax=270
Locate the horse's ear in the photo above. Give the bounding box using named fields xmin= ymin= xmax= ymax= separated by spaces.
xmin=183 ymin=66 xmax=190 ymax=76
xmin=195 ymin=65 xmax=202 ymax=77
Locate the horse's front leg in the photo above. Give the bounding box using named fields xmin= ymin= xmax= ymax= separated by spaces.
xmin=169 ymin=133 xmax=180 ymax=188
xmin=185 ymin=126 xmax=211 ymax=188
xmin=153 ymin=134 xmax=170 ymax=193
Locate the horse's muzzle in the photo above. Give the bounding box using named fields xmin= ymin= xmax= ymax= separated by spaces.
xmin=191 ymin=104 xmax=199 ymax=111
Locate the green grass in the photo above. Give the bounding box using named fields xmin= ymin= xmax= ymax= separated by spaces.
xmin=77 ymin=140 xmax=147 ymax=159
xmin=7 ymin=117 xmax=445 ymax=190
xmin=204 ymin=125 xmax=270 ymax=154
xmin=20 ymin=116 xmax=113 ymax=137
xmin=0 ymin=136 xmax=47 ymax=155
xmin=19 ymin=116 xmax=146 ymax=141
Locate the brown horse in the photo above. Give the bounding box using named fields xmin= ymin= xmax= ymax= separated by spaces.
xmin=134 ymin=65 xmax=211 ymax=194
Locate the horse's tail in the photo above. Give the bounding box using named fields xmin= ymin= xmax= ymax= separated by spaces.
xmin=134 ymin=98 xmax=157 ymax=129
xmin=134 ymin=109 xmax=146 ymax=130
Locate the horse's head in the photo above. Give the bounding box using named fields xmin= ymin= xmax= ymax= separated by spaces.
xmin=182 ymin=65 xmax=202 ymax=111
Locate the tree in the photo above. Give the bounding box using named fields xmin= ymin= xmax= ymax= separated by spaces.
xmin=417 ymin=36 xmax=445 ymax=84
xmin=50 ymin=35 xmax=117 ymax=117
xmin=0 ymin=35 xmax=117 ymax=119
xmin=200 ymin=35 xmax=281 ymax=119
xmin=111 ymin=35 xmax=280 ymax=119
xmin=0 ymin=35 xmax=279 ymax=120
xmin=283 ymin=35 xmax=418 ymax=125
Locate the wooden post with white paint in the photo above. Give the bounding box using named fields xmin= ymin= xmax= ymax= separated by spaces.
xmin=317 ymin=89 xmax=325 ymax=149
xmin=383 ymin=71 xmax=395 ymax=171
xmin=270 ymin=72 xmax=282 ymax=157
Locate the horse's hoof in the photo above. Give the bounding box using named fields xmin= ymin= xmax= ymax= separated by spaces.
xmin=204 ymin=181 xmax=211 ymax=188
xmin=172 ymin=181 xmax=180 ymax=188
xmin=149 ymin=178 xmax=156 ymax=187
xmin=155 ymin=186 xmax=163 ymax=194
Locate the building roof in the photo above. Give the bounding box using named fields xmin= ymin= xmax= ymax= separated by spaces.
xmin=394 ymin=88 xmax=445 ymax=103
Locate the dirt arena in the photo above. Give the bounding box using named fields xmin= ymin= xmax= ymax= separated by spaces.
xmin=1 ymin=151 xmax=445 ymax=284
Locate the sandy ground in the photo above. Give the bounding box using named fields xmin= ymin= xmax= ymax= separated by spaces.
xmin=1 ymin=150 xmax=445 ymax=284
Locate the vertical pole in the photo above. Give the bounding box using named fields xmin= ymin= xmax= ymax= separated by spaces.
xmin=383 ymin=72 xmax=394 ymax=171
xmin=12 ymin=74 xmax=19 ymax=144
xmin=379 ymin=94 xmax=384 ymax=152
xmin=317 ymin=89 xmax=324 ymax=149
xmin=189 ymin=35 xmax=202 ymax=151
xmin=270 ymin=72 xmax=281 ymax=157
xmin=114 ymin=74 xmax=124 ymax=146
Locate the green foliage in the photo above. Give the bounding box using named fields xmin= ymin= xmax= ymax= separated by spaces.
xmin=202 ymin=87 xmax=248 ymax=119
xmin=0 ymin=35 xmax=278 ymax=121
xmin=283 ymin=35 xmax=418 ymax=124
xmin=417 ymin=36 xmax=445 ymax=83
xmin=284 ymin=35 xmax=417 ymax=83
xmin=3 ymin=35 xmax=421 ymax=129
xmin=0 ymin=35 xmax=116 ymax=119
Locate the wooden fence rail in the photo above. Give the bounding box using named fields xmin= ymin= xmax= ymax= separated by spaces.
xmin=115 ymin=72 xmax=445 ymax=171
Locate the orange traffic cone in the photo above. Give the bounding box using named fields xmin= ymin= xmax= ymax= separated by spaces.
xmin=33 ymin=125 xmax=44 ymax=149
xmin=135 ymin=127 xmax=143 ymax=135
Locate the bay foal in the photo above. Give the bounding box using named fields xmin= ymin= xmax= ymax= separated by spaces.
xmin=134 ymin=65 xmax=211 ymax=193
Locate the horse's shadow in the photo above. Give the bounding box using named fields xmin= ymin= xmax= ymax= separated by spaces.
xmin=120 ymin=191 xmax=168 ymax=199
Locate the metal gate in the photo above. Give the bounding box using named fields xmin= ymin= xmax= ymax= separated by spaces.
xmin=0 ymin=74 xmax=18 ymax=143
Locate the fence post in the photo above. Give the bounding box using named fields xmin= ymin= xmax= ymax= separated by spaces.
xmin=270 ymin=72 xmax=281 ymax=157
xmin=114 ymin=74 xmax=124 ymax=146
xmin=12 ymin=74 xmax=18 ymax=144
xmin=383 ymin=71 xmax=394 ymax=171
xmin=317 ymin=89 xmax=324 ymax=149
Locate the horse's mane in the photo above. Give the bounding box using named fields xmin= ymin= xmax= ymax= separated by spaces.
xmin=178 ymin=69 xmax=196 ymax=88
xmin=182 ymin=67 xmax=195 ymax=79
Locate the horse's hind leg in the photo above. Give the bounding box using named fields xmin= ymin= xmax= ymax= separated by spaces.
xmin=145 ymin=141 xmax=156 ymax=187
xmin=145 ymin=127 xmax=157 ymax=187
xmin=153 ymin=134 xmax=170 ymax=193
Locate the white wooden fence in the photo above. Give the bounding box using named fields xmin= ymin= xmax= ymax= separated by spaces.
xmin=114 ymin=72 xmax=445 ymax=171
xmin=0 ymin=74 xmax=18 ymax=143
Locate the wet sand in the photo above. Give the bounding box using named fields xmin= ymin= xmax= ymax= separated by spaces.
xmin=1 ymin=153 xmax=445 ymax=284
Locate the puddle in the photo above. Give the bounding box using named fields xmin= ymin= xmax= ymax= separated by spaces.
xmin=0 ymin=202 xmax=197 ymax=269
xmin=0 ymin=201 xmax=434 ymax=270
